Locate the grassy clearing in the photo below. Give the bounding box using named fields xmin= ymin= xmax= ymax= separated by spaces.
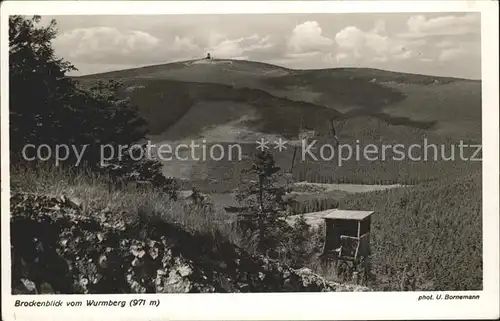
xmin=10 ymin=165 xmax=242 ymax=246
xmin=77 ymin=78 xmax=341 ymax=139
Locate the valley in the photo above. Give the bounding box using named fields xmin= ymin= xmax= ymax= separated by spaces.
xmin=78 ymin=58 xmax=481 ymax=192
xmin=72 ymin=58 xmax=483 ymax=290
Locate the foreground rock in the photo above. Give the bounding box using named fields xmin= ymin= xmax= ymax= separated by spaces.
xmin=10 ymin=192 xmax=370 ymax=294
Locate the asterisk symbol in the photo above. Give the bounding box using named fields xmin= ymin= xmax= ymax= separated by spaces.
xmin=274 ymin=138 xmax=288 ymax=152
xmin=256 ymin=138 xmax=269 ymax=151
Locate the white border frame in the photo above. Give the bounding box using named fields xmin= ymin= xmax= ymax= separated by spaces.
xmin=1 ymin=1 xmax=498 ymax=320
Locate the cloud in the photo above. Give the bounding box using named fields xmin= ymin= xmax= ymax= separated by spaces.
xmin=205 ymin=33 xmax=276 ymax=59
xmin=171 ymin=36 xmax=200 ymax=53
xmin=207 ymin=38 xmax=246 ymax=58
xmin=207 ymin=32 xmax=227 ymax=47
xmin=287 ymin=21 xmax=333 ymax=54
xmin=336 ymin=52 xmax=349 ymax=62
xmin=372 ymin=20 xmax=386 ymax=34
xmin=402 ymin=13 xmax=479 ymax=38
xmin=335 ymin=22 xmax=414 ymax=63
xmin=280 ymin=21 xmax=337 ymax=68
xmin=53 ymin=27 xmax=161 ymax=64
xmin=245 ymin=35 xmax=275 ymax=52
xmin=332 ymin=14 xmax=479 ymax=68
xmin=335 ymin=26 xmax=366 ymax=54
xmin=436 ymin=40 xmax=455 ymax=48
xmin=392 ymin=50 xmax=413 ymax=61
xmin=49 ymin=13 xmax=480 ymax=79
xmin=436 ymin=40 xmax=478 ymax=62
xmin=372 ymin=56 xmax=388 ymax=63
xmin=439 ymin=47 xmax=468 ymax=62
xmin=286 ymin=51 xmax=323 ymax=59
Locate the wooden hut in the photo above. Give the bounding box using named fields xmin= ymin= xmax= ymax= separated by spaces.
xmin=321 ymin=210 xmax=375 ymax=261
xmin=286 ymin=209 xmax=375 ymax=262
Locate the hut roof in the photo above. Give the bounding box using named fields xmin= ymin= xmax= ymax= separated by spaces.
xmin=323 ymin=209 xmax=375 ymax=220
xmin=286 ymin=209 xmax=375 ymax=228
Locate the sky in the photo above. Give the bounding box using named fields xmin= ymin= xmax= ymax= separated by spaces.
xmin=45 ymin=13 xmax=481 ymax=79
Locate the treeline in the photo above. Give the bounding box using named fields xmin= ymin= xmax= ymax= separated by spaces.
xmin=290 ymin=119 xmax=481 ymax=185
xmin=291 ymin=197 xmax=339 ymax=215
xmin=9 ymin=15 xmax=176 ymax=194
xmin=339 ymin=171 xmax=482 ymax=291
xmin=10 ymin=16 xmax=142 ymax=165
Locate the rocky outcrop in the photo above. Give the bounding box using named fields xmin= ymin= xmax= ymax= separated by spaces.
xmin=10 ymin=192 xmax=370 ymax=294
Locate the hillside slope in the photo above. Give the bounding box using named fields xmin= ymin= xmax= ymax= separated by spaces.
xmin=77 ymin=59 xmax=481 ymax=142
xmin=75 ymin=59 xmax=481 ymax=188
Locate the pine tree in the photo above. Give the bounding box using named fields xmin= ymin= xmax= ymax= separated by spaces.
xmin=9 ymin=15 xmax=148 ymax=168
xmin=288 ymin=214 xmax=312 ymax=267
xmin=9 ymin=15 xmax=77 ymax=161
xmin=235 ymin=150 xmax=293 ymax=254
